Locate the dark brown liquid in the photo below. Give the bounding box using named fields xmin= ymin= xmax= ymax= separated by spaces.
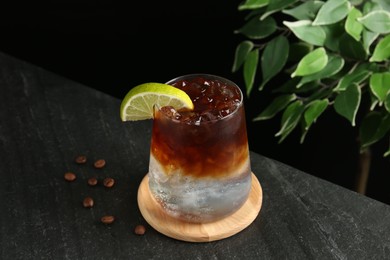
xmin=151 ymin=76 xmax=249 ymax=178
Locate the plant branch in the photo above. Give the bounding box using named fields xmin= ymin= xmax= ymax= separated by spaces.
xmin=355 ymin=148 xmax=371 ymax=195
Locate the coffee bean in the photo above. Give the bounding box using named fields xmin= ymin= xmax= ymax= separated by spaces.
xmin=64 ymin=172 xmax=76 ymax=182
xmin=75 ymin=155 xmax=87 ymax=164
xmin=87 ymin=177 xmax=98 ymax=186
xmin=101 ymin=215 xmax=115 ymax=224
xmin=134 ymin=225 xmax=146 ymax=235
xmin=103 ymin=177 xmax=115 ymax=188
xmin=94 ymin=159 xmax=106 ymax=169
xmin=83 ymin=197 xmax=94 ymax=208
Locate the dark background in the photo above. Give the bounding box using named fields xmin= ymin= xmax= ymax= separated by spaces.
xmin=0 ymin=1 xmax=389 ymax=204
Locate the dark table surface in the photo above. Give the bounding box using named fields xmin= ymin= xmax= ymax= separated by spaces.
xmin=1 ymin=51 xmax=390 ymax=260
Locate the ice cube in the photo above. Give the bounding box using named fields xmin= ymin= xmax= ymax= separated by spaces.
xmin=160 ymin=106 xmax=182 ymax=120
xmin=201 ymin=111 xmax=219 ymax=121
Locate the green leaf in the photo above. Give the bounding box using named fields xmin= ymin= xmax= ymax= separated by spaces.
xmin=334 ymin=68 xmax=371 ymax=91
xmin=358 ymin=10 xmax=390 ymax=34
xmin=359 ymin=111 xmax=390 ymax=151
xmin=297 ymin=55 xmax=344 ymax=88
xmin=363 ymin=1 xmax=383 ymax=15
xmin=235 ymin=16 xmax=277 ymax=39
xmin=338 ymin=33 xmax=367 ymax=60
xmin=370 ymin=91 xmax=379 ymax=111
xmin=369 ymin=72 xmax=390 ymax=104
xmin=350 ymin=0 xmax=363 ymax=5
xmin=304 ymin=99 xmax=329 ymax=130
xmin=345 ymin=7 xmax=363 ymax=41
xmin=253 ymin=94 xmax=297 ymax=121
xmin=334 ymin=83 xmax=361 ymax=126
xmin=306 ymin=86 xmax=333 ymax=103
xmin=288 ymin=42 xmax=313 ymax=62
xmin=275 ymin=100 xmax=304 ymax=142
xmin=362 ymin=29 xmax=380 ymax=54
xmin=238 ymin=0 xmax=269 ymax=10
xmin=372 ymin=0 xmax=390 ymax=12
xmin=243 ymin=49 xmax=259 ymax=97
xmin=323 ymin=22 xmax=344 ymax=52
xmin=370 ymin=34 xmax=390 ymax=62
xmin=260 ymin=0 xmax=298 ymax=20
xmin=244 ymin=8 xmax=267 ymax=21
xmin=312 ymin=0 xmax=351 ymax=26
xmin=300 ymin=99 xmax=329 ymax=143
xmin=386 ymin=93 xmax=390 ymax=112
xmin=232 ymin=41 xmax=254 ymax=73
xmin=272 ymin=77 xmax=300 ymax=93
xmin=295 ymin=82 xmax=321 ymax=94
xmin=260 ymin=35 xmax=289 ymax=90
xmin=282 ymin=1 xmax=324 ymax=20
xmin=291 ymin=47 xmax=328 ymax=77
xmin=384 ymin=146 xmax=390 ymax=157
xmin=283 ymin=20 xmax=326 ymax=46
xmin=273 ymin=79 xmax=320 ymax=94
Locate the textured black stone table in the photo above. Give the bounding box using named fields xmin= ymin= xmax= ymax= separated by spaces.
xmin=1 ymin=52 xmax=390 ymax=259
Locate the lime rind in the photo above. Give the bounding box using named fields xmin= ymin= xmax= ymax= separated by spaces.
xmin=120 ymin=83 xmax=194 ymax=121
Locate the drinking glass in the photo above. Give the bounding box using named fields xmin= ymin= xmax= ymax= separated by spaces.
xmin=148 ymin=74 xmax=252 ymax=223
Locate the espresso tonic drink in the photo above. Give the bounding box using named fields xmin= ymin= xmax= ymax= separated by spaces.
xmin=148 ymin=74 xmax=252 ymax=223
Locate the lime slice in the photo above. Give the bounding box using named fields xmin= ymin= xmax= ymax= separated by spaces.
xmin=120 ymin=82 xmax=194 ymax=121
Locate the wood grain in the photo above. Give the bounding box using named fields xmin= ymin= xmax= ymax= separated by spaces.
xmin=138 ymin=173 xmax=262 ymax=242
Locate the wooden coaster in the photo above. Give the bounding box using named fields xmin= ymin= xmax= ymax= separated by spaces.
xmin=137 ymin=173 xmax=263 ymax=242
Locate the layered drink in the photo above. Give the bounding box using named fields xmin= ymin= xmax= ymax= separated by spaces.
xmin=148 ymin=74 xmax=252 ymax=223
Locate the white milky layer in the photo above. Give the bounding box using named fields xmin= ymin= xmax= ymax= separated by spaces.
xmin=148 ymin=155 xmax=252 ymax=222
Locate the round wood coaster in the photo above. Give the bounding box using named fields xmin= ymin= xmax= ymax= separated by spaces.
xmin=137 ymin=173 xmax=263 ymax=242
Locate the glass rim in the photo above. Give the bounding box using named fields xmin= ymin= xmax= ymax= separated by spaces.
xmin=155 ymin=73 xmax=244 ymax=124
